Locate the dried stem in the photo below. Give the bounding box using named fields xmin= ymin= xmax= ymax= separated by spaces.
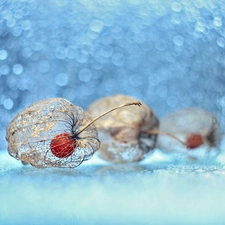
xmin=76 ymin=102 xmax=142 ymax=136
xmin=147 ymin=130 xmax=187 ymax=147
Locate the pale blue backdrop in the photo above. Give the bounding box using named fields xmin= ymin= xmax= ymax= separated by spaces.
xmin=0 ymin=0 xmax=225 ymax=149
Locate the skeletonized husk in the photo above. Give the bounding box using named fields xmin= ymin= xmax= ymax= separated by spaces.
xmin=6 ymin=98 xmax=99 ymax=168
xmin=157 ymin=107 xmax=222 ymax=161
xmin=87 ymin=94 xmax=159 ymax=163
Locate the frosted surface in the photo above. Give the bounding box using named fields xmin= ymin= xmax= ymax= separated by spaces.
xmin=1 ymin=147 xmax=225 ymax=225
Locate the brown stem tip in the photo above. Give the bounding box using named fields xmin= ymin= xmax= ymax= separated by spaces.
xmin=147 ymin=130 xmax=187 ymax=147
xmin=76 ymin=101 xmax=142 ymax=136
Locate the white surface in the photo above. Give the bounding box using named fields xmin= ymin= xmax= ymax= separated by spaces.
xmin=1 ymin=149 xmax=225 ymax=225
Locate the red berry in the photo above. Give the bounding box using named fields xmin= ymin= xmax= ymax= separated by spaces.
xmin=50 ymin=132 xmax=76 ymax=158
xmin=187 ymin=133 xmax=203 ymax=149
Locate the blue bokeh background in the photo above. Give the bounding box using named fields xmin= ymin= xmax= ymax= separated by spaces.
xmin=1 ymin=0 xmax=225 ymax=149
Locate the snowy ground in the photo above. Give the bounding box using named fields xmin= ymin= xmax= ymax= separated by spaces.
xmin=1 ymin=148 xmax=225 ymax=225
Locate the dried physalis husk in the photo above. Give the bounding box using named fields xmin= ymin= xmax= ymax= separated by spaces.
xmin=6 ymin=98 xmax=100 ymax=168
xmin=156 ymin=108 xmax=222 ymax=161
xmin=87 ymin=94 xmax=159 ymax=163
xmin=6 ymin=98 xmax=141 ymax=168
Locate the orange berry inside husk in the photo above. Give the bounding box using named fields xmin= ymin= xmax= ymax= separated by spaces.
xmin=187 ymin=133 xmax=204 ymax=149
xmin=50 ymin=132 xmax=77 ymax=158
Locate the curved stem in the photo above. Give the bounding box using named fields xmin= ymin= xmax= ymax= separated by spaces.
xmin=147 ymin=130 xmax=187 ymax=147
xmin=76 ymin=101 xmax=142 ymax=136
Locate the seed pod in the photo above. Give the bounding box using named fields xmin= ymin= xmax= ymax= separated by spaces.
xmin=87 ymin=94 xmax=159 ymax=163
xmin=6 ymin=98 xmax=100 ymax=168
xmin=6 ymin=98 xmax=141 ymax=168
xmin=156 ymin=108 xmax=222 ymax=160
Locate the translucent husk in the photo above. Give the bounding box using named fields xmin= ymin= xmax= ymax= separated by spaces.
xmin=6 ymin=98 xmax=142 ymax=168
